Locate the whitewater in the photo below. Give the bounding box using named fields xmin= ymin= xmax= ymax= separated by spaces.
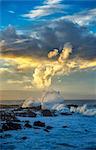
xmin=0 ymin=91 xmax=96 ymax=150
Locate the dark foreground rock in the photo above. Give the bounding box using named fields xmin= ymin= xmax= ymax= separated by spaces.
xmin=62 ymin=125 xmax=68 ymax=128
xmin=21 ymin=136 xmax=27 ymax=140
xmin=44 ymin=129 xmax=50 ymax=132
xmin=67 ymin=104 xmax=78 ymax=109
xmin=33 ymin=121 xmax=45 ymax=127
xmin=24 ymin=122 xmax=32 ymax=128
xmin=1 ymin=122 xmax=21 ymax=131
xmin=46 ymin=126 xmax=53 ymax=130
xmin=41 ymin=109 xmax=53 ymax=117
xmin=0 ymin=111 xmax=18 ymax=122
xmin=60 ymin=112 xmax=72 ymax=116
xmin=16 ymin=110 xmax=36 ymax=117
xmin=0 ymin=134 xmax=11 ymax=139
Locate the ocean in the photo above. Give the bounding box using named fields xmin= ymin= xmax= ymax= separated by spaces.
xmin=0 ymin=99 xmax=96 ymax=150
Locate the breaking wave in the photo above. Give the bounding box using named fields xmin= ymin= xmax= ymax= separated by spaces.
xmin=70 ymin=104 xmax=96 ymax=116
xmin=52 ymin=103 xmax=96 ymax=116
xmin=22 ymin=90 xmax=96 ymax=116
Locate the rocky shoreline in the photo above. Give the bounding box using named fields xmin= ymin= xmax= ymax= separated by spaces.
xmin=0 ymin=104 xmax=73 ymax=133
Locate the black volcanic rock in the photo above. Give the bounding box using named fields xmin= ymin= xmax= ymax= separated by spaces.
xmin=0 ymin=134 xmax=11 ymax=139
xmin=0 ymin=111 xmax=18 ymax=122
xmin=60 ymin=112 xmax=72 ymax=116
xmin=27 ymin=110 xmax=37 ymax=117
xmin=46 ymin=126 xmax=53 ymax=130
xmin=44 ymin=129 xmax=50 ymax=132
xmin=41 ymin=109 xmax=53 ymax=117
xmin=16 ymin=110 xmax=36 ymax=117
xmin=21 ymin=136 xmax=27 ymax=140
xmin=62 ymin=125 xmax=68 ymax=128
xmin=67 ymin=104 xmax=78 ymax=109
xmin=33 ymin=121 xmax=45 ymax=127
xmin=24 ymin=122 xmax=32 ymax=128
xmin=2 ymin=122 xmax=21 ymax=131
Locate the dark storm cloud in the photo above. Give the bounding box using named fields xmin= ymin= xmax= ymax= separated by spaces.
xmin=0 ymin=20 xmax=96 ymax=60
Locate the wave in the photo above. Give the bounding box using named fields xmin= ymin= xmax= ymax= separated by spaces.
xmin=52 ymin=104 xmax=96 ymax=116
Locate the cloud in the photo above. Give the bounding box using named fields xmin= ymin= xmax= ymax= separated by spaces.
xmin=61 ymin=8 xmax=96 ymax=26
xmin=0 ymin=40 xmax=6 ymax=50
xmin=8 ymin=10 xmax=15 ymax=14
xmin=33 ymin=43 xmax=96 ymax=88
xmin=0 ymin=24 xmax=18 ymax=40
xmin=22 ymin=0 xmax=64 ymax=19
xmin=0 ymin=19 xmax=96 ymax=89
xmin=58 ymin=42 xmax=72 ymax=63
xmin=48 ymin=49 xmax=59 ymax=58
xmin=0 ymin=19 xmax=96 ymax=60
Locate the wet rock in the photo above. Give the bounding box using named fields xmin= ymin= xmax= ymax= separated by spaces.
xmin=27 ymin=110 xmax=37 ymax=117
xmin=41 ymin=109 xmax=53 ymax=117
xmin=33 ymin=127 xmax=40 ymax=129
xmin=85 ymin=129 xmax=88 ymax=132
xmin=62 ymin=125 xmax=68 ymax=128
xmin=46 ymin=126 xmax=53 ymax=130
xmin=2 ymin=122 xmax=21 ymax=131
xmin=21 ymin=136 xmax=27 ymax=140
xmin=33 ymin=121 xmax=45 ymax=127
xmin=0 ymin=111 xmax=18 ymax=122
xmin=16 ymin=110 xmax=36 ymax=117
xmin=0 ymin=134 xmax=11 ymax=139
xmin=30 ymin=105 xmax=42 ymax=111
xmin=24 ymin=122 xmax=32 ymax=128
xmin=57 ymin=143 xmax=77 ymax=148
xmin=60 ymin=112 xmax=72 ymax=116
xmin=67 ymin=104 xmax=78 ymax=109
xmin=44 ymin=129 xmax=50 ymax=132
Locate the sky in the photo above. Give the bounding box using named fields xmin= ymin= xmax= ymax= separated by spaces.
xmin=0 ymin=0 xmax=96 ymax=100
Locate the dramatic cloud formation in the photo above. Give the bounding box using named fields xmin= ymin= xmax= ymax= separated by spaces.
xmin=0 ymin=18 xmax=96 ymax=89
xmin=62 ymin=8 xmax=96 ymax=26
xmin=22 ymin=0 xmax=64 ymax=19
xmin=33 ymin=43 xmax=96 ymax=88
xmin=0 ymin=20 xmax=96 ymax=60
xmin=48 ymin=49 xmax=59 ymax=58
xmin=58 ymin=43 xmax=72 ymax=63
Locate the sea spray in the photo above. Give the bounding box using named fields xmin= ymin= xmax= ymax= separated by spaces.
xmin=22 ymin=90 xmax=96 ymax=116
xmin=41 ymin=90 xmax=64 ymax=109
xmin=70 ymin=104 xmax=96 ymax=116
xmin=22 ymin=97 xmax=41 ymax=108
xmin=53 ymin=103 xmax=96 ymax=116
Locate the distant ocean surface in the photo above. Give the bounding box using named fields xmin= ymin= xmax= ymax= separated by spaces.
xmin=0 ymin=99 xmax=96 ymax=106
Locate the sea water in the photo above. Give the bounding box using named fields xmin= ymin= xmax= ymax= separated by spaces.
xmin=0 ymin=100 xmax=96 ymax=150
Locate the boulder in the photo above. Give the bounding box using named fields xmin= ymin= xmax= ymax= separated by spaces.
xmin=44 ymin=129 xmax=50 ymax=132
xmin=60 ymin=112 xmax=72 ymax=116
xmin=2 ymin=122 xmax=21 ymax=131
xmin=27 ymin=110 xmax=37 ymax=117
xmin=21 ymin=136 xmax=27 ymax=140
xmin=46 ymin=126 xmax=53 ymax=130
xmin=41 ymin=109 xmax=53 ymax=117
xmin=33 ymin=121 xmax=45 ymax=127
xmin=16 ymin=110 xmax=36 ymax=117
xmin=24 ymin=122 xmax=32 ymax=128
xmin=0 ymin=111 xmax=18 ymax=122
xmin=67 ymin=104 xmax=78 ymax=109
xmin=0 ymin=134 xmax=11 ymax=139
xmin=62 ymin=125 xmax=68 ymax=128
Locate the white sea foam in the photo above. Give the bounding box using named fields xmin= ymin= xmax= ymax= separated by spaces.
xmin=22 ymin=97 xmax=41 ymax=108
xmin=70 ymin=104 xmax=96 ymax=116
xmin=54 ymin=104 xmax=96 ymax=116
xmin=22 ymin=90 xmax=96 ymax=116
xmin=52 ymin=103 xmax=70 ymax=113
